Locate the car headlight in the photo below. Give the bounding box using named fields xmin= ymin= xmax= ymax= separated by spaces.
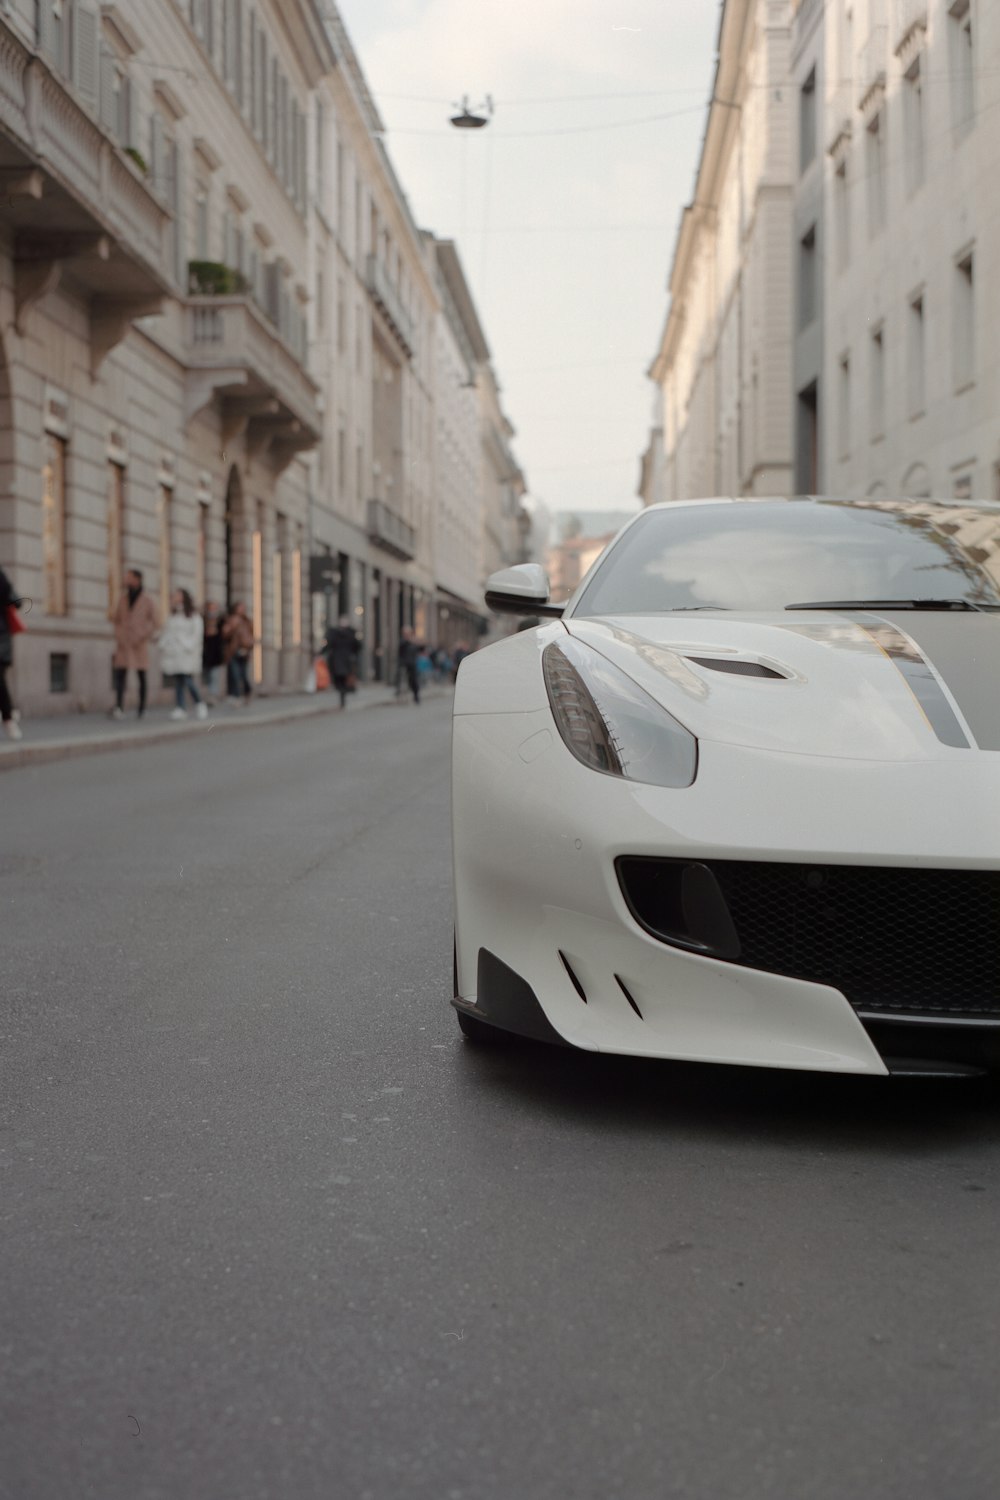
xmin=542 ymin=638 xmax=697 ymax=787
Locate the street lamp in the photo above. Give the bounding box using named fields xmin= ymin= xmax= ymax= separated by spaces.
xmin=450 ymin=94 xmax=493 ymax=129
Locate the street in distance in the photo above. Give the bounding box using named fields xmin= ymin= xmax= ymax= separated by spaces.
xmin=451 ymin=496 xmax=1000 ymax=1079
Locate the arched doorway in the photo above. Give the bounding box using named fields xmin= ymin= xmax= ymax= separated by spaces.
xmin=224 ymin=464 xmax=246 ymax=607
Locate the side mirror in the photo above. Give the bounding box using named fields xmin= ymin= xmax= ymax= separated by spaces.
xmin=485 ymin=563 xmax=564 ymax=618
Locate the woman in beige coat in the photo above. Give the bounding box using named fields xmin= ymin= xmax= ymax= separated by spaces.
xmin=111 ymin=568 xmax=160 ymax=719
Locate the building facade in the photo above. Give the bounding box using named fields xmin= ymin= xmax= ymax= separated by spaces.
xmin=649 ymin=0 xmax=795 ymax=504
xmin=814 ymin=0 xmax=1000 ymax=501
xmin=308 ymin=14 xmax=440 ymax=683
xmin=428 ymin=237 xmax=490 ymax=651
xmin=0 ymin=0 xmax=331 ymax=714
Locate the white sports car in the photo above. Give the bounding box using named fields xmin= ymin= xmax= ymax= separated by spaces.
xmin=451 ymin=497 xmax=1000 ymax=1078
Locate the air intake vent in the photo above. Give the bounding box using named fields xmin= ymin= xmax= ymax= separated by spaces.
xmin=558 ymin=951 xmax=588 ymax=1004
xmin=687 ymin=656 xmax=785 ymax=679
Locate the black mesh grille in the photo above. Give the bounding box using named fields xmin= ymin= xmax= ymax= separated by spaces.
xmin=686 ymin=657 xmax=785 ymax=678
xmin=619 ymin=859 xmax=1000 ymax=1019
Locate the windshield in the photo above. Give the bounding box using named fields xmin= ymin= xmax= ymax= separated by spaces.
xmin=570 ymin=499 xmax=1000 ymax=615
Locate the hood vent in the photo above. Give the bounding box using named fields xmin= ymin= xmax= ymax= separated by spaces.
xmin=686 ymin=656 xmax=786 ymax=679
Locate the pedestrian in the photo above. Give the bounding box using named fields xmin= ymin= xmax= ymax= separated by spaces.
xmin=324 ymin=613 xmax=360 ymax=709
xmin=0 ymin=565 xmax=25 ymax=741
xmin=202 ymin=600 xmax=225 ymax=703
xmin=160 ymin=589 xmax=208 ymax=721
xmin=222 ymin=601 xmax=254 ymax=705
xmin=397 ymin=624 xmax=423 ymax=705
xmin=452 ymin=640 xmax=471 ymax=681
xmin=111 ymin=568 xmax=159 ymax=719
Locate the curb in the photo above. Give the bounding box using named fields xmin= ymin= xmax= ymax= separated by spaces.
xmin=0 ymin=686 xmax=445 ymax=774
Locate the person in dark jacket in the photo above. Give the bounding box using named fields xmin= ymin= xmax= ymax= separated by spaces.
xmin=0 ymin=566 xmax=24 ymax=741
xmin=325 ymin=615 xmax=360 ymax=708
xmin=397 ymin=625 xmax=423 ymax=705
xmin=202 ymin=600 xmax=225 ymax=703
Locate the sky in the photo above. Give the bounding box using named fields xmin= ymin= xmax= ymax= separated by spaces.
xmin=334 ymin=0 xmax=721 ymax=522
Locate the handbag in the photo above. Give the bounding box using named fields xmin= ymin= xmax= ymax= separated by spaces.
xmin=6 ymin=603 xmax=25 ymax=635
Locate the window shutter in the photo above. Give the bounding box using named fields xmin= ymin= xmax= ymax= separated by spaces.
xmin=223 ymin=0 xmax=236 ymax=84
xmin=37 ymin=0 xmax=55 ymax=59
xmin=99 ymin=44 xmax=118 ymax=134
xmin=265 ymin=262 xmax=280 ymax=325
xmin=173 ymin=148 xmax=186 ymax=285
xmin=73 ymin=0 xmax=100 ymax=114
xmin=150 ymin=113 xmax=166 ymax=195
xmin=234 ymin=0 xmax=244 ymax=108
xmin=124 ymin=74 xmax=137 ymax=147
xmin=297 ymin=108 xmax=307 ymax=206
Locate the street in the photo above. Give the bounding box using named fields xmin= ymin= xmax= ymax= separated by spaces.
xmin=2 ymin=696 xmax=999 ymax=1500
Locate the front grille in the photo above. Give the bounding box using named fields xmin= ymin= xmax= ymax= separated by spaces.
xmin=618 ymin=859 xmax=1000 ymax=1019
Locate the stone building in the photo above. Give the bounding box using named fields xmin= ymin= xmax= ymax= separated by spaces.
xmin=812 ymin=0 xmax=1000 ymax=501
xmin=648 ymin=0 xmax=795 ymax=504
xmin=308 ymin=13 xmax=439 ymax=683
xmin=0 ymin=0 xmax=331 ymax=714
xmin=428 ymin=237 xmax=489 ymax=651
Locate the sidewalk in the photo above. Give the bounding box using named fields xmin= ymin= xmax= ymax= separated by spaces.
xmin=0 ymin=681 xmax=450 ymax=773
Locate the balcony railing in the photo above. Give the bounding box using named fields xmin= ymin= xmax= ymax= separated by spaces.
xmin=858 ymin=27 xmax=888 ymax=108
xmin=183 ymin=295 xmax=321 ymax=466
xmin=893 ymin=0 xmax=928 ymax=55
xmin=366 ymin=255 xmax=415 ymax=357
xmin=367 ymin=499 xmax=416 ymax=561
xmin=0 ymin=23 xmax=170 ymax=312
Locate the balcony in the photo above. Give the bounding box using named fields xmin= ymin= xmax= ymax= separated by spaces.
xmin=857 ymin=27 xmax=888 ymax=112
xmin=183 ymin=293 xmax=321 ymax=470
xmin=0 ymin=22 xmax=171 ymax=364
xmin=366 ymin=254 xmax=415 ymax=358
xmin=367 ymin=499 xmax=416 ymax=561
xmin=894 ymin=0 xmax=928 ymax=50
xmin=893 ymin=0 xmax=928 ymax=66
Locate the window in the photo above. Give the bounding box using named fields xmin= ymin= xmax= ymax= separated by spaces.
xmin=950 ymin=0 xmax=974 ymax=135
xmin=954 ymin=250 xmax=975 ymax=390
xmin=866 ymin=110 xmax=886 ymax=238
xmin=838 ymin=353 xmax=851 ymax=459
xmin=834 ymin=158 xmax=850 ymax=272
xmin=195 ymin=183 xmax=209 ymax=258
xmin=157 ymin=485 xmax=171 ymax=623
xmin=870 ymin=326 xmax=885 ymax=440
xmin=337 ymin=421 xmax=346 ymax=491
xmin=799 ymin=69 xmax=816 ymax=172
xmin=42 ymin=433 xmax=67 ymax=617
xmin=107 ymin=461 xmax=124 ymax=618
xmin=903 ymin=57 xmax=925 ymax=195
xmin=907 ymin=295 xmax=925 ymax=417
xmin=337 ymin=279 xmax=345 ymax=353
xmin=795 ymin=382 xmax=819 ymax=494
xmin=953 ymin=472 xmax=973 ymax=501
xmin=798 ymin=225 xmax=817 ymax=330
xmin=272 ymin=545 xmax=283 ymax=650
xmin=49 ymin=653 xmax=70 ymax=694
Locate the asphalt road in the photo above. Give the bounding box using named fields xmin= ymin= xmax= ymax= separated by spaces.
xmin=2 ymin=695 xmax=999 ymax=1500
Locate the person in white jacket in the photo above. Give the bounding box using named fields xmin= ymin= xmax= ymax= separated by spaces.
xmin=160 ymin=589 xmax=208 ymax=721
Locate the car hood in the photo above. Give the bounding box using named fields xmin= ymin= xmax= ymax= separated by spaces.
xmin=564 ymin=611 xmax=1000 ymax=761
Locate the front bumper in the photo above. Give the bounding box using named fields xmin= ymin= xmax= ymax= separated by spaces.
xmin=452 ymin=712 xmax=1000 ymax=1075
